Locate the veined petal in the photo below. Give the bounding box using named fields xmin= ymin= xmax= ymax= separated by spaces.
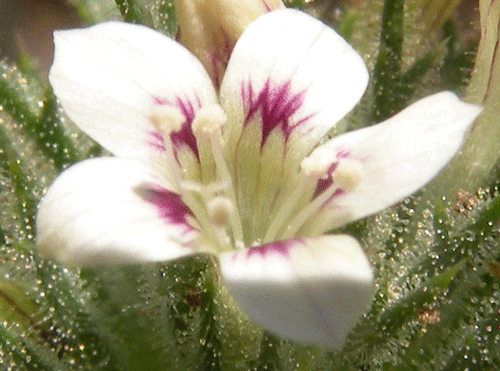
xmin=219 ymin=9 xmax=368 ymax=241
xmin=221 ymin=8 xmax=368 ymax=150
xmin=49 ymin=22 xmax=217 ymax=165
xmin=299 ymin=92 xmax=482 ymax=236
xmin=218 ymin=235 xmax=373 ymax=348
xmin=36 ymin=158 xmax=199 ymax=266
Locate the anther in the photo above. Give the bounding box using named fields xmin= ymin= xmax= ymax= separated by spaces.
xmin=332 ymin=159 xmax=363 ymax=192
xmin=279 ymin=158 xmax=364 ymax=241
xmin=207 ymin=196 xmax=234 ymax=227
xmin=149 ymin=105 xmax=187 ymax=188
xmin=190 ymin=104 xmax=244 ymax=247
xmin=192 ymin=104 xmax=227 ymax=137
xmin=150 ymin=105 xmax=185 ymax=134
xmin=301 ymin=147 xmax=337 ymax=178
xmin=264 ymin=148 xmax=337 ymax=243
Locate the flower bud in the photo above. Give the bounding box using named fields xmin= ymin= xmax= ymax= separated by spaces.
xmin=174 ymin=0 xmax=284 ymax=87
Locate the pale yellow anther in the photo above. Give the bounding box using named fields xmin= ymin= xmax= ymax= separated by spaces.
xmin=332 ymin=159 xmax=364 ymax=192
xmin=150 ymin=105 xmax=185 ymax=133
xmin=192 ymin=104 xmax=227 ymax=137
xmin=301 ymin=147 xmax=337 ymax=178
xmin=207 ymin=196 xmax=234 ymax=227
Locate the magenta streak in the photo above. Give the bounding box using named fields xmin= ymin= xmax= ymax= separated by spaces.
xmin=152 ymin=96 xmax=200 ymax=161
xmin=210 ymin=27 xmax=233 ymax=90
xmin=323 ymin=188 xmax=346 ymax=208
xmin=136 ymin=185 xmax=195 ymax=235
xmin=245 ymin=239 xmax=304 ymax=259
xmin=312 ymin=162 xmax=338 ymax=199
xmin=147 ymin=131 xmax=166 ymax=152
xmin=170 ymin=97 xmax=199 ymax=160
xmin=262 ymin=1 xmax=271 ymax=12
xmin=336 ymin=149 xmax=350 ymax=159
xmin=311 ymin=149 xmax=351 ymax=199
xmin=241 ymin=79 xmax=312 ymax=149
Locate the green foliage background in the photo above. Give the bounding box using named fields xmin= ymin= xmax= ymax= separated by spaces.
xmin=0 ymin=0 xmax=499 ymax=370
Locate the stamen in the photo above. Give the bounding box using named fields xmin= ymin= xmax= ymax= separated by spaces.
xmin=207 ymin=196 xmax=234 ymax=227
xmin=178 ymin=181 xmax=233 ymax=252
xmin=331 ymin=159 xmax=363 ymax=192
xmin=191 ymin=104 xmax=245 ymax=249
xmin=280 ymin=158 xmax=364 ymax=240
xmin=263 ymin=149 xmax=337 ymax=243
xmin=207 ymin=196 xmax=235 ymax=250
xmin=150 ymin=105 xmax=186 ymax=185
xmin=301 ymin=146 xmax=337 ymax=178
xmin=192 ymin=105 xmax=226 ymax=183
xmin=149 ymin=105 xmax=231 ymax=250
xmin=181 ymin=180 xmax=229 ymax=195
xmin=192 ymin=104 xmax=227 ymax=136
xmin=151 ymin=105 xmax=185 ymax=133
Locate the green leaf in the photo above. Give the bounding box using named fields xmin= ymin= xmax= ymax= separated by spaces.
xmin=439 ymin=19 xmax=477 ymax=93
xmin=371 ymin=0 xmax=404 ymax=122
xmin=419 ymin=0 xmax=500 ymax=202
xmin=114 ymin=0 xmax=178 ymax=37
xmin=70 ymin=0 xmax=121 ymax=24
xmin=420 ymin=0 xmax=463 ymax=33
xmin=0 ymin=321 xmax=74 ymax=371
xmin=0 ymin=126 xmax=37 ymax=232
xmin=197 ymin=275 xmax=223 ymax=371
xmin=0 ymin=62 xmax=82 ymax=170
xmin=115 ymin=0 xmax=148 ymax=24
xmin=284 ymin=0 xmax=306 ymax=9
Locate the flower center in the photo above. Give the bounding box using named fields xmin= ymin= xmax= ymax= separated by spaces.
xmin=150 ymin=103 xmax=364 ymax=252
xmin=152 ymin=103 xmax=245 ymax=252
xmin=263 ymin=147 xmax=364 ymax=242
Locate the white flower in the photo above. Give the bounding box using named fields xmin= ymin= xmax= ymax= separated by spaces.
xmin=36 ymin=9 xmax=481 ymax=348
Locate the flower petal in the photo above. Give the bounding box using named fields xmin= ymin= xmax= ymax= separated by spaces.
xmin=36 ymin=158 xmax=199 ymax=266
xmin=218 ymin=9 xmax=368 ymax=242
xmin=49 ymin=21 xmax=217 ymax=163
xmin=218 ymin=235 xmax=373 ymax=348
xmin=299 ymin=92 xmax=482 ymax=236
xmin=221 ymin=8 xmax=368 ymax=151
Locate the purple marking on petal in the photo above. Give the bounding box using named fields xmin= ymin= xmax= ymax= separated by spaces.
xmin=245 ymin=239 xmax=304 ymax=258
xmin=153 ymin=96 xmax=168 ymax=105
xmin=312 ymin=176 xmax=346 ymax=206
xmin=312 ymin=162 xmax=338 ymax=199
xmin=311 ymin=149 xmax=353 ymax=199
xmin=241 ymin=79 xmax=314 ymax=149
xmin=170 ymin=97 xmax=199 ymax=160
xmin=321 ymin=188 xmax=346 ymax=209
xmin=136 ymin=185 xmax=195 ymax=235
xmin=152 ymin=96 xmax=200 ymax=161
xmin=330 ymin=188 xmax=345 ymax=199
xmin=262 ymin=1 xmax=272 ymax=12
xmin=210 ymin=27 xmax=232 ymax=90
xmin=147 ymin=131 xmax=166 ymax=152
xmin=337 ymin=149 xmax=350 ymax=159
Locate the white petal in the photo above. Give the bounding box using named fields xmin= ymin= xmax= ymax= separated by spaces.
xmin=301 ymin=92 xmax=482 ymax=235
xmin=36 ymin=158 xmax=199 ymax=266
xmin=220 ymin=8 xmax=368 ymax=154
xmin=218 ymin=235 xmax=373 ymax=348
xmin=218 ymin=9 xmax=368 ymax=242
xmin=49 ymin=22 xmax=217 ymax=162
